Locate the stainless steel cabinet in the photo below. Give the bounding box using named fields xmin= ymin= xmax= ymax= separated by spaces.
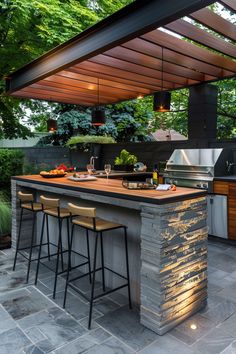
xmin=207 ymin=195 xmax=228 ymax=239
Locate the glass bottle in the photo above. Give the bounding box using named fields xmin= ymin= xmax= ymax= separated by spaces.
xmin=153 ymin=164 xmax=159 ymax=185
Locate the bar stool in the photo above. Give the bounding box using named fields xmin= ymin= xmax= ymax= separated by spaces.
xmin=13 ymin=191 xmax=45 ymax=282
xmin=63 ymin=202 xmax=132 ymax=329
xmin=35 ymin=196 xmax=90 ymax=299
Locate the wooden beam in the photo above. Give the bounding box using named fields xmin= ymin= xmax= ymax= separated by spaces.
xmin=57 ymin=70 xmax=151 ymax=94
xmin=123 ymin=38 xmax=234 ymax=77
xmin=89 ymin=55 xmax=199 ymax=86
xmin=165 ymin=19 xmax=236 ymax=58
xmin=190 ymin=8 xmax=236 ymax=42
xmin=68 ymin=67 xmax=162 ymax=91
xmin=142 ymin=29 xmax=236 ymax=73
xmin=104 ymin=46 xmax=216 ymax=81
xmin=75 ymin=61 xmax=177 ymax=89
xmin=218 ymin=0 xmax=236 ymax=12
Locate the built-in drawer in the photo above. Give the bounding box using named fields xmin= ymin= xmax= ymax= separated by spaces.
xmin=213 ymin=181 xmax=229 ymax=195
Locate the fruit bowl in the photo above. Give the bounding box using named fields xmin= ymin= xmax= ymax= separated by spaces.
xmin=40 ymin=170 xmax=67 ymax=178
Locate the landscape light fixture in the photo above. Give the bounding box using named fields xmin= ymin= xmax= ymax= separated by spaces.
xmin=47 ymin=119 xmax=57 ymax=133
xmin=91 ymin=78 xmax=106 ymax=126
xmin=153 ymin=47 xmax=171 ymax=112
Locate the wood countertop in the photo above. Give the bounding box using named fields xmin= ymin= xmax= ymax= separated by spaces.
xmin=12 ymin=174 xmax=206 ymax=205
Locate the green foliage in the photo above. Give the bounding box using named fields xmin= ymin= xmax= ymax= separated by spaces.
xmin=0 ymin=149 xmax=24 ymax=186
xmin=66 ymin=135 xmax=115 ymax=151
xmin=0 ymin=196 xmax=11 ymax=236
xmin=216 ymin=79 xmax=236 ymax=139
xmin=150 ymin=90 xmax=189 ymax=136
xmin=0 ymin=0 xmax=235 ymax=141
xmin=114 ymin=149 xmax=138 ymax=166
xmin=0 ymin=0 xmax=131 ymax=139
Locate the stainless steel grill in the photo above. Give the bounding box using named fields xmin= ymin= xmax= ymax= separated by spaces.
xmin=164 ymin=148 xmax=232 ymax=193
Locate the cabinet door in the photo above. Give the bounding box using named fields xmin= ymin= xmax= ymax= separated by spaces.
xmin=228 ymin=184 xmax=236 ymax=240
xmin=211 ymin=195 xmax=228 ymax=238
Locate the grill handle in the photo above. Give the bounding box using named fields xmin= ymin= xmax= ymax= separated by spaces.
xmin=165 ymin=168 xmax=212 ymax=175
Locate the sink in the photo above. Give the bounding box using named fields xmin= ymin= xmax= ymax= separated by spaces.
xmin=94 ymin=170 xmax=128 ymax=178
xmin=94 ymin=170 xmax=125 ymax=175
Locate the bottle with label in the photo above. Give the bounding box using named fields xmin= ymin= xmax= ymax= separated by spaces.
xmin=152 ymin=164 xmax=159 ymax=185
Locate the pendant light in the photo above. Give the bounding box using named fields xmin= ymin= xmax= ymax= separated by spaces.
xmin=91 ymin=78 xmax=106 ymax=126
xmin=153 ymin=47 xmax=171 ymax=112
xmin=47 ymin=119 xmax=57 ymax=133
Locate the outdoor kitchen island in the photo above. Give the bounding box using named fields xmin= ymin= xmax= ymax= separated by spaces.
xmin=11 ymin=174 xmax=207 ymax=335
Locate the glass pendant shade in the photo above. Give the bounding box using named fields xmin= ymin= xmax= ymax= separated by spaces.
xmin=91 ymin=108 xmax=106 ymax=126
xmin=153 ymin=91 xmax=171 ymax=112
xmin=47 ymin=119 xmax=57 ymax=132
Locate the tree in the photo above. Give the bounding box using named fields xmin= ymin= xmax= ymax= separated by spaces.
xmin=0 ymin=0 xmax=132 ymax=139
xmin=1 ymin=0 xmax=235 ymax=141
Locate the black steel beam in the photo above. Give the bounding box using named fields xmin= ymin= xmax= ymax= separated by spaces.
xmin=6 ymin=0 xmax=215 ymax=93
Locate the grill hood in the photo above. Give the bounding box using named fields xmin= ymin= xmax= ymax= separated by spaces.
xmin=165 ymin=148 xmax=233 ymax=180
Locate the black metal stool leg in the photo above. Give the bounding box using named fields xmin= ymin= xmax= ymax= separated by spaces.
xmin=66 ymin=218 xmax=71 ymax=270
xmin=100 ymin=232 xmax=106 ymax=292
xmin=86 ymin=229 xmax=92 ymax=283
xmin=124 ymin=227 xmax=132 ymax=309
xmin=59 ymin=219 xmax=64 ymax=273
xmin=53 ymin=218 xmax=62 ymax=299
xmin=35 ymin=213 xmax=46 ymax=285
xmin=26 ymin=212 xmax=36 ymax=283
xmin=13 ymin=208 xmax=23 ymax=271
xmin=88 ymin=232 xmax=99 ymax=329
xmin=63 ymin=223 xmax=74 ymax=308
xmin=46 ymin=214 xmax=50 ymax=261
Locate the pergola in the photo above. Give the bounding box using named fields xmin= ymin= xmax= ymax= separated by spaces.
xmin=6 ymin=0 xmax=236 ymax=106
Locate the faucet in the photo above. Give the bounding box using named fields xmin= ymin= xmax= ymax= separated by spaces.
xmin=90 ymin=156 xmax=98 ymax=170
xmin=226 ymin=161 xmax=236 ymax=173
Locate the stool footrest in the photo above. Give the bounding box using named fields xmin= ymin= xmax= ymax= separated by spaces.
xmin=69 ymin=282 xmax=129 ymax=303
xmin=39 ymin=258 xmax=89 ymax=275
xmin=68 ymin=266 xmax=128 ymax=284
xmin=17 ymin=242 xmax=50 ymax=261
xmin=104 ymin=266 xmax=128 ymax=281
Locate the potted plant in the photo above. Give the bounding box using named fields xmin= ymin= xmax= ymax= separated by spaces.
xmin=114 ymin=149 xmax=138 ymax=172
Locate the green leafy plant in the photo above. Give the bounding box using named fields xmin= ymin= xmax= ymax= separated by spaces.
xmin=66 ymin=135 xmax=116 ymax=151
xmin=114 ymin=149 xmax=138 ymax=166
xmin=0 ymin=196 xmax=11 ymax=236
xmin=0 ymin=149 xmax=24 ymax=187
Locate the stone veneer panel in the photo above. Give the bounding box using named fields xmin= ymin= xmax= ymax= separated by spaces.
xmin=140 ymin=196 xmax=208 ymax=335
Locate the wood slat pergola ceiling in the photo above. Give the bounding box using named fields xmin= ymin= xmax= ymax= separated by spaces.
xmin=6 ymin=0 xmax=236 ymax=106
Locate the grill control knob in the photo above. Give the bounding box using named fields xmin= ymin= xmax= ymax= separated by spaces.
xmin=202 ymin=183 xmax=207 ymax=189
xmin=196 ymin=184 xmax=201 ymax=188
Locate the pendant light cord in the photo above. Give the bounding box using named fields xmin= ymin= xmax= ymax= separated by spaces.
xmin=161 ymin=47 xmax=163 ymax=91
xmin=97 ymin=78 xmax=99 ymax=107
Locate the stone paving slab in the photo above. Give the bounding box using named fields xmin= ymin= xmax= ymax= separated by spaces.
xmin=0 ymin=241 xmax=236 ymax=353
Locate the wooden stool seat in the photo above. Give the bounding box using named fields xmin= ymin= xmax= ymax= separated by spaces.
xmin=72 ymin=216 xmax=123 ymax=232
xmin=21 ymin=202 xmax=42 ymax=211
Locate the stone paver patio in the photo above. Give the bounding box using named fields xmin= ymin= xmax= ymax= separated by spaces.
xmin=0 ymin=238 xmax=236 ymax=354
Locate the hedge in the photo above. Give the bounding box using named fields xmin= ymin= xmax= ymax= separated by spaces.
xmin=0 ymin=149 xmax=24 ymax=187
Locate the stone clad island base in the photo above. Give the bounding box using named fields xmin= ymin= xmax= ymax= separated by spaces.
xmin=140 ymin=197 xmax=207 ymax=334
xmin=11 ymin=176 xmax=207 ymax=335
